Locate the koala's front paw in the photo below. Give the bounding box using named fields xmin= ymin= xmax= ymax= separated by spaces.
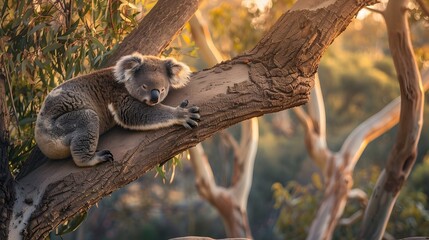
xmin=178 ymin=100 xmax=200 ymax=129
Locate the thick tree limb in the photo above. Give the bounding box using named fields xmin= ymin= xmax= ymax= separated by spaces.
xmin=8 ymin=0 xmax=376 ymax=239
xmin=105 ymin=0 xmax=200 ymax=66
xmin=360 ymin=0 xmax=424 ymax=237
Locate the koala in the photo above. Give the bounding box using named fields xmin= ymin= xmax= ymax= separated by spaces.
xmin=35 ymin=53 xmax=200 ymax=167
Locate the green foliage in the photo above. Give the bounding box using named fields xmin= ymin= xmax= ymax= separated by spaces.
xmin=409 ymin=156 xmax=429 ymax=197
xmin=208 ymin=2 xmax=260 ymax=56
xmin=387 ymin=190 xmax=429 ymax=238
xmin=0 ymin=0 xmax=154 ymax=171
xmin=207 ymin=0 xmax=294 ymax=57
xmin=398 ymin=155 xmax=429 ymax=237
xmin=274 ymin=165 xmax=429 ymax=239
xmin=163 ymin=24 xmax=198 ymax=59
xmin=272 ymin=175 xmax=322 ymax=239
xmin=331 ymin=166 xmax=380 ymax=238
xmin=318 ymin=43 xmax=400 ymax=149
xmin=154 ymin=154 xmax=184 ymax=184
xmin=55 ymin=211 xmax=88 ymax=236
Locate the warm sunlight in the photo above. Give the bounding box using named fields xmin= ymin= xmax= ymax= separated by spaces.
xmin=242 ymin=0 xmax=273 ymax=12
xmin=356 ymin=8 xmax=371 ymax=20
xmin=3 ymin=0 xmax=428 ymax=239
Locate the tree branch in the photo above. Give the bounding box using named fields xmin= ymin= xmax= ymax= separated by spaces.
xmin=348 ymin=188 xmax=368 ymax=205
xmin=307 ymin=66 xmax=428 ymax=240
xmin=308 ymin=74 xmax=327 ymax=140
xmin=188 ymin=119 xmax=258 ymax=238
xmin=360 ymin=0 xmax=425 ymax=238
xmin=293 ymin=74 xmax=331 ymax=172
xmin=231 ymin=118 xmax=258 ymax=210
xmin=365 ymin=6 xmax=385 ymax=15
xmin=189 ymin=10 xmax=224 ymax=65
xmin=338 ymin=210 xmax=364 ymax=226
xmin=188 ymin=144 xmax=220 ymax=201
xmin=304 ymin=42 xmax=428 ymax=240
xmin=338 ymin=189 xmax=368 ymax=226
xmin=104 ymin=0 xmax=200 ymax=66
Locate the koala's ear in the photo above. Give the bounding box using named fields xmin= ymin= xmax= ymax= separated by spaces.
xmin=164 ymin=58 xmax=191 ymax=89
xmin=114 ymin=52 xmax=144 ymax=83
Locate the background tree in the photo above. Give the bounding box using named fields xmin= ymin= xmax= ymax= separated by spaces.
xmin=272 ymin=1 xmax=429 ymax=239
xmin=188 ymin=10 xmax=258 ymax=238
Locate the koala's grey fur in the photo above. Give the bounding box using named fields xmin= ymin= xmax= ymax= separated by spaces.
xmin=35 ymin=53 xmax=200 ymax=167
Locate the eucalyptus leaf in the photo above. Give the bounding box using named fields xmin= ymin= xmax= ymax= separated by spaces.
xmin=56 ymin=211 xmax=88 ymax=236
xmin=42 ymin=43 xmax=63 ymax=54
xmin=28 ymin=23 xmax=46 ymax=35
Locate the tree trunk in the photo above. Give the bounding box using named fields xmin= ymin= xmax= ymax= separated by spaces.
xmin=360 ymin=0 xmax=424 ymax=238
xmin=294 ymin=73 xmax=410 ymax=240
xmin=0 ymin=73 xmax=15 ymax=240
xmin=3 ymin=0 xmax=376 ymax=239
xmin=189 ymin=118 xmax=258 ymax=238
xmin=104 ymin=0 xmax=200 ymax=66
xmin=273 ymin=0 xmax=427 ymax=237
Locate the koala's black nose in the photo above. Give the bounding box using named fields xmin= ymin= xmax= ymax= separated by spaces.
xmin=150 ymin=89 xmax=160 ymax=103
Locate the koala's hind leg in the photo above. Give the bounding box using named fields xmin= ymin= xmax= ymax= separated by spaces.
xmin=60 ymin=109 xmax=113 ymax=167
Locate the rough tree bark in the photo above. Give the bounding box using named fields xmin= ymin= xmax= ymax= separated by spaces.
xmin=105 ymin=0 xmax=200 ymax=66
xmin=189 ymin=10 xmax=256 ymax=238
xmin=360 ymin=0 xmax=425 ymax=238
xmin=2 ymin=0 xmax=376 ymax=239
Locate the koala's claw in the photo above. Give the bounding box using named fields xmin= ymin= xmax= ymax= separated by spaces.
xmin=184 ymin=118 xmax=199 ymax=129
xmin=188 ymin=107 xmax=201 ymax=123
xmin=180 ymin=99 xmax=189 ymax=108
xmin=189 ymin=106 xmax=200 ymax=114
xmin=96 ymin=150 xmax=114 ymax=163
xmin=177 ymin=99 xmax=200 ymax=129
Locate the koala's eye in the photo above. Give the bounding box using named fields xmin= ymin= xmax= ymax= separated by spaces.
xmin=141 ymin=85 xmax=148 ymax=90
xmin=161 ymin=88 xmax=165 ymax=93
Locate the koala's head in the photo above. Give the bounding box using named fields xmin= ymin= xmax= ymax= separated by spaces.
xmin=114 ymin=52 xmax=191 ymax=105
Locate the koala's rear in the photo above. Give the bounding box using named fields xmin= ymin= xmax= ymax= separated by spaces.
xmin=35 ymin=53 xmax=200 ymax=167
